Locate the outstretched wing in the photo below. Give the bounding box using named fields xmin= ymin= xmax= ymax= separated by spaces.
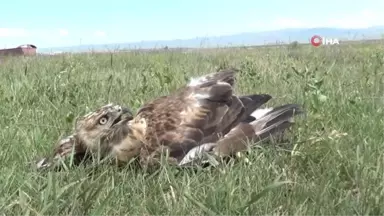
xmin=36 ymin=134 xmax=88 ymax=170
xmin=132 ymin=68 xmax=270 ymax=162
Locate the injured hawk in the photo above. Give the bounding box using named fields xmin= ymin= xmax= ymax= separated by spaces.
xmin=37 ymin=68 xmax=304 ymax=169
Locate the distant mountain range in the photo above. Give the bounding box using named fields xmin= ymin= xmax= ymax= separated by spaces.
xmin=38 ymin=26 xmax=384 ymax=53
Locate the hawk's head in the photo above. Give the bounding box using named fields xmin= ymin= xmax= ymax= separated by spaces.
xmin=74 ymin=103 xmax=134 ymax=152
xmin=35 ymin=103 xmax=134 ymax=170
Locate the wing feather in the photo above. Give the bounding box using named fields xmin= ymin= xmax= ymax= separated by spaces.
xmin=200 ymin=94 xmax=272 ymax=143
xmin=212 ymin=103 xmax=304 ymax=155
xmin=133 ymin=69 xmax=276 ymax=164
xmin=135 ymin=69 xmax=239 ymax=161
xmin=178 ymin=103 xmax=304 ymax=166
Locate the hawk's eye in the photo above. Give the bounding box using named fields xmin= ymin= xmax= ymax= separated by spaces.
xmin=99 ymin=116 xmax=108 ymax=125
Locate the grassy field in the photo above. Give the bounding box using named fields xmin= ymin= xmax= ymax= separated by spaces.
xmin=0 ymin=43 xmax=383 ymax=215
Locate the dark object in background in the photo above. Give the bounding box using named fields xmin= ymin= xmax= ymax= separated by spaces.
xmin=0 ymin=44 xmax=37 ymax=56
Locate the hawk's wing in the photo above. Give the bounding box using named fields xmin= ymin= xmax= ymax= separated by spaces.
xmin=36 ymin=134 xmax=88 ymax=170
xmin=131 ymin=68 xmax=271 ymax=162
xmin=179 ymin=103 xmax=304 ymax=166
xmin=200 ymin=94 xmax=272 ymax=143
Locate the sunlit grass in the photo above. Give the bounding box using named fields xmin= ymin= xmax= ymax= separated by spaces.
xmin=0 ymin=43 xmax=383 ymax=215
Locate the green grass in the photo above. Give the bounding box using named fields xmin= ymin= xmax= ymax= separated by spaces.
xmin=0 ymin=43 xmax=383 ymax=215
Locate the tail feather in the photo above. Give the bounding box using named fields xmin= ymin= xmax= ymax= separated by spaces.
xmin=178 ymin=103 xmax=304 ymax=165
xmin=214 ymin=103 xmax=303 ymax=155
xmin=214 ymin=94 xmax=272 ymax=136
xmin=251 ymin=104 xmax=303 ymax=131
xmin=199 ymin=94 xmax=272 ymax=144
xmin=250 ymin=107 xmax=273 ymax=119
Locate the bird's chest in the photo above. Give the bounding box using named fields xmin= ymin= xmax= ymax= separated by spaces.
xmin=128 ymin=116 xmax=147 ymax=143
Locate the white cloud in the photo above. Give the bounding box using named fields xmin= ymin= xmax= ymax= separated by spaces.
xmin=0 ymin=28 xmax=28 ymax=37
xmin=58 ymin=29 xmax=69 ymax=36
xmin=94 ymin=30 xmax=106 ymax=37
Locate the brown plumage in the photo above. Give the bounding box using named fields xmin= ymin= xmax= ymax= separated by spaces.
xmin=37 ymin=68 xmax=303 ymax=169
xmin=124 ymin=68 xmax=274 ymax=166
xmin=37 ymin=104 xmax=135 ymax=169
xmin=179 ymin=104 xmax=304 ymax=166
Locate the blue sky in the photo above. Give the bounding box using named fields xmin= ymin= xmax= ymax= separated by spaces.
xmin=1 ymin=0 xmax=383 ymax=48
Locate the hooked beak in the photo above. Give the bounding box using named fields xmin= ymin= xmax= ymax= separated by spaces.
xmin=121 ymin=107 xmax=133 ymax=119
xmin=112 ymin=107 xmax=134 ymax=125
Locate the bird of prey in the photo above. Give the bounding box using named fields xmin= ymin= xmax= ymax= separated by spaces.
xmin=36 ymin=104 xmax=135 ymax=169
xmin=36 ymin=68 xmax=303 ymax=169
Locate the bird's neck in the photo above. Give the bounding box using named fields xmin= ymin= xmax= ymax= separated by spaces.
xmin=106 ymin=122 xmax=133 ymax=145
